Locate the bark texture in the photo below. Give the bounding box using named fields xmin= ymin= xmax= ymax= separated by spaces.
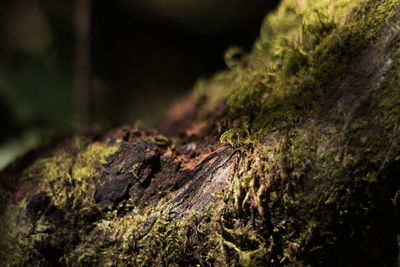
xmin=2 ymin=0 xmax=400 ymax=266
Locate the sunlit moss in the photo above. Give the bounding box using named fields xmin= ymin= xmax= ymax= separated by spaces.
xmin=213 ymin=0 xmax=400 ymax=254
xmin=0 ymin=138 xmax=120 ymax=264
xmin=59 ymin=196 xmax=222 ymax=266
xmin=38 ymin=140 xmax=119 ymax=210
xmin=210 ymin=0 xmax=400 ymax=146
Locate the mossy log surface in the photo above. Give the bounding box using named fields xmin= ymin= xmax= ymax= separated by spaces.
xmin=2 ymin=0 xmax=400 ymax=266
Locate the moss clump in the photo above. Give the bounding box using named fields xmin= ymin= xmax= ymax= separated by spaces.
xmin=38 ymin=139 xmax=119 ymax=211
xmin=207 ymin=1 xmax=400 ymax=264
xmin=0 ymin=138 xmax=120 ymax=265
xmin=60 ymin=198 xmax=222 ymax=266
xmin=207 ymin=0 xmax=399 ymax=146
xmin=375 ymin=45 xmax=400 ymax=157
xmin=0 ymin=136 xmax=225 ymax=265
xmin=0 ymin=198 xmax=29 ymax=265
xmin=217 ymin=117 xmax=400 ymax=265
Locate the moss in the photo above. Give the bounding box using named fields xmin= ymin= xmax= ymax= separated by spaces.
xmin=209 ymin=0 xmax=400 ymax=147
xmin=214 ymin=25 xmax=400 ymax=258
xmin=145 ymin=134 xmax=181 ymax=150
xmin=2 ymin=0 xmax=400 ymax=265
xmin=0 ymin=138 xmax=120 ymax=265
xmin=38 ymin=139 xmax=119 ymax=210
xmin=60 ymin=197 xmax=222 ymax=266
xmin=217 ymin=114 xmax=399 ymax=265
xmin=0 ymin=159 xmax=225 ymax=266
xmin=0 ymin=198 xmax=28 ymax=265
xmin=375 ymin=50 xmax=400 ymax=158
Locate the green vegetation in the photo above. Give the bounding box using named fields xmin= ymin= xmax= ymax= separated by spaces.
xmin=199 ymin=0 xmax=400 ymax=265
xmin=0 ymin=138 xmax=119 ymax=265
xmin=196 ymin=0 xmax=399 ymax=146
xmin=1 ymin=0 xmax=400 ymax=265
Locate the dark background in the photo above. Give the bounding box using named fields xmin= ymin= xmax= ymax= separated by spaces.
xmin=0 ymin=0 xmax=279 ymax=167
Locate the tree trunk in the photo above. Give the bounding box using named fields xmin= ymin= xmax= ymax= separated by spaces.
xmin=2 ymin=0 xmax=400 ymax=266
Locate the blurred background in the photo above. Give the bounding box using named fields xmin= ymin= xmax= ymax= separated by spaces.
xmin=0 ymin=0 xmax=278 ymax=168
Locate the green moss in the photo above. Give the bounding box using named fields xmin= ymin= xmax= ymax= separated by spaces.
xmin=217 ymin=117 xmax=399 ymax=265
xmin=209 ymin=0 xmax=400 ymax=147
xmin=375 ymin=53 xmax=400 ymax=158
xmin=145 ymin=134 xmax=181 ymax=150
xmin=2 ymin=0 xmax=400 ymax=265
xmin=0 ymin=198 xmax=28 ymax=265
xmin=62 ymin=198 xmax=222 ymax=266
xmin=0 ymin=138 xmax=120 ymax=265
xmin=38 ymin=139 xmax=119 ymax=210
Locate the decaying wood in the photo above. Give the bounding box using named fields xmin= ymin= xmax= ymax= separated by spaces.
xmin=2 ymin=1 xmax=400 ymax=266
